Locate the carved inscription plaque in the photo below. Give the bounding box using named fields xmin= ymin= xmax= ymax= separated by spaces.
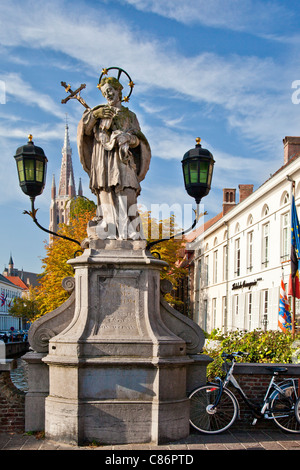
xmin=95 ymin=270 xmax=143 ymax=338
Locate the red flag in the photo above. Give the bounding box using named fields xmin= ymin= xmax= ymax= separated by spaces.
xmin=288 ymin=244 xmax=300 ymax=298
xmin=279 ymin=277 xmax=292 ymax=332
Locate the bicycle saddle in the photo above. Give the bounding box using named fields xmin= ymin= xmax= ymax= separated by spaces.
xmin=264 ymin=366 xmax=287 ymax=374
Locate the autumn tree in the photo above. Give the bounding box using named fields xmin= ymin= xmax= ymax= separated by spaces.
xmin=33 ymin=197 xmax=96 ymax=320
xmin=139 ymin=209 xmax=188 ymax=311
xmin=9 ymin=286 xmax=40 ymax=324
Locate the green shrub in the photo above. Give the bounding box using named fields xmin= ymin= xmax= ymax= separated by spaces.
xmin=204 ymin=329 xmax=300 ymax=380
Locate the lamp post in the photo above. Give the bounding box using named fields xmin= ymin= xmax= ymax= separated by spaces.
xmin=146 ymin=138 xmax=215 ymax=252
xmin=14 ymin=135 xmax=81 ymax=247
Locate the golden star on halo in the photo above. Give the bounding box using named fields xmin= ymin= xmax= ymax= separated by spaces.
xmin=129 ymin=81 xmax=135 ymax=88
xmin=123 ymin=96 xmax=130 ymax=102
xmin=101 ymin=68 xmax=108 ymax=75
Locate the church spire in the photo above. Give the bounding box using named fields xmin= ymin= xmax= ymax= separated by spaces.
xmin=49 ymin=120 xmax=83 ymax=243
xmin=62 ymin=115 xmax=72 ymax=156
xmin=58 ymin=119 xmax=75 ymax=197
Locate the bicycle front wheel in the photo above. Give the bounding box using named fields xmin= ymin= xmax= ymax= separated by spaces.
xmin=270 ymin=385 xmax=300 ymax=433
xmin=189 ymin=384 xmax=238 ymax=434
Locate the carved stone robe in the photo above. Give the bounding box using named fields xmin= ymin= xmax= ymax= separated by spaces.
xmin=77 ymin=105 xmax=151 ymax=198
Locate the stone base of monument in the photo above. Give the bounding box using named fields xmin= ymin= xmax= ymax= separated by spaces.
xmin=42 ymin=240 xmax=192 ymax=445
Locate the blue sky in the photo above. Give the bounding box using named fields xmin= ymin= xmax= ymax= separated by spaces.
xmin=1 ymin=0 xmax=300 ymax=274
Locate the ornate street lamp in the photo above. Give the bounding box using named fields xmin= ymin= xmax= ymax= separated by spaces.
xmin=146 ymin=138 xmax=215 ymax=252
xmin=14 ymin=134 xmax=48 ymax=198
xmin=182 ymin=137 xmax=215 ymax=213
xmin=14 ymin=135 xmax=81 ymax=247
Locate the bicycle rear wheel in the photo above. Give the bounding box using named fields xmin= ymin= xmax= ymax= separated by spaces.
xmin=189 ymin=384 xmax=238 ymax=434
xmin=270 ymin=384 xmax=300 ymax=433
xmin=295 ymin=396 xmax=300 ymax=426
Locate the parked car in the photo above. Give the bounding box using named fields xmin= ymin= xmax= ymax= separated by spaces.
xmin=0 ymin=331 xmax=9 ymax=343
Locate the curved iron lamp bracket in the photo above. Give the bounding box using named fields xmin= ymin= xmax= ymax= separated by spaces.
xmin=24 ymin=197 xmax=82 ymax=248
xmin=146 ymin=207 xmax=207 ymax=254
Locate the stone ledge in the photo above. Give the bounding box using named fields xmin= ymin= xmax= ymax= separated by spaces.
xmin=0 ymin=359 xmax=17 ymax=372
xmin=231 ymin=362 xmax=300 ymax=375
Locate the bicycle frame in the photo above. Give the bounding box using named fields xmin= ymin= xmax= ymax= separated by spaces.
xmin=211 ymin=356 xmax=298 ymax=422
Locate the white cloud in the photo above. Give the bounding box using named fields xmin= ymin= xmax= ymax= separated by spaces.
xmin=121 ymin=0 xmax=292 ymax=35
xmin=1 ymin=72 xmax=64 ymax=119
xmin=0 ymin=0 xmax=299 ymax=207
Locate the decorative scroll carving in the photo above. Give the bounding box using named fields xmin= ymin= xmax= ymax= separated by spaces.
xmin=28 ymin=274 xmax=205 ymax=355
xmin=28 ymin=278 xmax=75 ymax=353
xmin=159 ymin=280 xmax=205 ymax=354
xmin=61 ymin=276 xmax=76 ymax=293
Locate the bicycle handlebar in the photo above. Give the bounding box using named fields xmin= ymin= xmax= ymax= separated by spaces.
xmin=221 ymin=351 xmax=249 ymax=361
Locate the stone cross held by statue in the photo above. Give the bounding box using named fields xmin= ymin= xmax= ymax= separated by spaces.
xmin=60 ymin=81 xmax=90 ymax=109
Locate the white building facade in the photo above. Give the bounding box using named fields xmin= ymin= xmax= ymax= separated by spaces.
xmin=188 ymin=137 xmax=300 ymax=334
xmin=0 ymin=274 xmax=23 ymax=331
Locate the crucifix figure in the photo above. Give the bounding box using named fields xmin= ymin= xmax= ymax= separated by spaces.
xmin=76 ymin=68 xmax=151 ymax=240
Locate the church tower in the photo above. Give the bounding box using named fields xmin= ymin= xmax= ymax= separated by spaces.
xmin=49 ymin=122 xmax=83 ymax=242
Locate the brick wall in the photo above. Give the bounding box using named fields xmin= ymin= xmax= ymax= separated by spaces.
xmin=227 ymin=363 xmax=300 ymax=431
xmin=0 ymin=371 xmax=25 ymax=433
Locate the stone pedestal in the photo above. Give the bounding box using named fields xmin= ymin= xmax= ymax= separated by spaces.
xmin=22 ymin=351 xmax=48 ymax=432
xmin=43 ymin=240 xmax=191 ymax=445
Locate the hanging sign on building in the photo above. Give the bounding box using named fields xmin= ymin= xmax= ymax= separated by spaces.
xmin=232 ymin=278 xmax=262 ymax=290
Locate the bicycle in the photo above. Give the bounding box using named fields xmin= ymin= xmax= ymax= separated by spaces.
xmin=189 ymin=351 xmax=300 ymax=434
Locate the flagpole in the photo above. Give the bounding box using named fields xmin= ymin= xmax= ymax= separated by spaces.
xmin=290 ymin=178 xmax=296 ymax=337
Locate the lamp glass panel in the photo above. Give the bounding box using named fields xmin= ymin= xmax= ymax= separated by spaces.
xmin=36 ymin=160 xmax=44 ymax=183
xmin=207 ymin=163 xmax=213 ymax=185
xmin=190 ymin=161 xmax=199 ymax=183
xmin=183 ymin=163 xmax=190 ymax=185
xmin=199 ymin=161 xmax=209 ymax=183
xmin=17 ymin=160 xmax=25 ymax=183
xmin=25 ymin=159 xmax=35 ymax=181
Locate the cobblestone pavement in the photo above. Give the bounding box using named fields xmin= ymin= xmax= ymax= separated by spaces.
xmin=1 ymin=429 xmax=300 ymax=451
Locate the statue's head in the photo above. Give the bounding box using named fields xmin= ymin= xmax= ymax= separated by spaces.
xmin=98 ymin=77 xmax=123 ymax=100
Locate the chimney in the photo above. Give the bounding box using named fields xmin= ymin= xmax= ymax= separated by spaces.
xmin=283 ymin=137 xmax=300 ymax=164
xmin=239 ymin=184 xmax=253 ymax=203
xmin=223 ymin=188 xmax=236 ymax=215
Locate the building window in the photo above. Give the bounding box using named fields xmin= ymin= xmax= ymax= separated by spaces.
xmin=212 ymin=298 xmax=217 ymax=329
xmin=247 ymin=231 xmax=253 ymax=272
xmin=198 ymin=258 xmax=202 ymax=287
xmin=223 ymin=245 xmax=228 ymax=281
xmin=262 ymin=204 xmax=269 ymax=217
xmin=203 ymin=299 xmax=208 ymax=331
xmin=222 ymin=296 xmax=228 ymax=332
xmin=232 ymin=295 xmax=239 ymax=327
xmin=204 ymin=255 xmax=209 ymax=286
xmin=247 ymin=292 xmax=252 ymax=331
xmin=281 ymin=212 xmax=290 ymax=262
xmin=262 ymin=290 xmax=269 ymax=330
xmin=213 ymin=250 xmax=218 ymax=284
xmin=281 ymin=191 xmax=289 ymax=206
xmin=262 ymin=223 xmax=269 ymax=268
xmin=234 ymin=238 xmax=240 ymax=277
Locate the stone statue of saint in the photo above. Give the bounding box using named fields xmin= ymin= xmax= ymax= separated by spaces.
xmin=77 ymin=75 xmax=151 ymax=240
